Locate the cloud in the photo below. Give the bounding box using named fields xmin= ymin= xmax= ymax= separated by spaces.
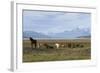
xmin=23 ymin=10 xmax=91 ymax=34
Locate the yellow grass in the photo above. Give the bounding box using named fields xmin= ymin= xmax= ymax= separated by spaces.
xmin=23 ymin=39 xmax=91 ymax=62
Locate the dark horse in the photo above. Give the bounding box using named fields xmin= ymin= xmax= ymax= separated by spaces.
xmin=29 ymin=37 xmax=37 ymax=49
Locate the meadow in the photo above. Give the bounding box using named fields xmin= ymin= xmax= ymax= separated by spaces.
xmin=23 ymin=38 xmax=91 ymax=62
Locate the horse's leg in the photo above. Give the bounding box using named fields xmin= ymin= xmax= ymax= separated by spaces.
xmin=34 ymin=42 xmax=36 ymax=48
xmin=37 ymin=43 xmax=39 ymax=48
xmin=35 ymin=41 xmax=37 ymax=48
xmin=31 ymin=42 xmax=33 ymax=50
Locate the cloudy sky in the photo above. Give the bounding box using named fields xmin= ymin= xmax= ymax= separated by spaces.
xmin=23 ymin=10 xmax=91 ymax=35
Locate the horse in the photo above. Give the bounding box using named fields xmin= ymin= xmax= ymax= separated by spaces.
xmin=55 ymin=43 xmax=60 ymax=49
xmin=29 ymin=37 xmax=37 ymax=49
xmin=44 ymin=43 xmax=54 ymax=49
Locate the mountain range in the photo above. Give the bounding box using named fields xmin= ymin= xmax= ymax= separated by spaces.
xmin=23 ymin=28 xmax=91 ymax=39
xmin=23 ymin=31 xmax=51 ymax=38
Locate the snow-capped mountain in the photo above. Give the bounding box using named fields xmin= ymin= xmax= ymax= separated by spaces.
xmin=23 ymin=28 xmax=91 ymax=39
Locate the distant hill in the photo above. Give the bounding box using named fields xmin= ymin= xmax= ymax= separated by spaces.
xmin=23 ymin=28 xmax=90 ymax=39
xmin=77 ymin=35 xmax=91 ymax=38
xmin=23 ymin=31 xmax=51 ymax=38
xmin=47 ymin=28 xmax=91 ymax=38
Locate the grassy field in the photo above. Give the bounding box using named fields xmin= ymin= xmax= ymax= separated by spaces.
xmin=23 ymin=39 xmax=91 ymax=62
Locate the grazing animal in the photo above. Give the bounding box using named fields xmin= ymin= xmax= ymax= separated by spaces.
xmin=44 ymin=43 xmax=53 ymax=49
xmin=61 ymin=44 xmax=65 ymax=48
xmin=29 ymin=37 xmax=37 ymax=49
xmin=55 ymin=43 xmax=60 ymax=49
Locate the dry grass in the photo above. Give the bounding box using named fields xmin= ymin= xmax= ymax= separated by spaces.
xmin=23 ymin=38 xmax=91 ymax=62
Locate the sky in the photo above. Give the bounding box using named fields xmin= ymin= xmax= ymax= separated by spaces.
xmin=23 ymin=10 xmax=91 ymax=35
